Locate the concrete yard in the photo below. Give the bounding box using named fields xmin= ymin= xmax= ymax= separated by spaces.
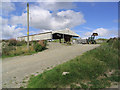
xmin=2 ymin=42 xmax=100 ymax=88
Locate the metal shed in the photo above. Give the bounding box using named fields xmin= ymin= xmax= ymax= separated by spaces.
xmin=17 ymin=28 xmax=80 ymax=43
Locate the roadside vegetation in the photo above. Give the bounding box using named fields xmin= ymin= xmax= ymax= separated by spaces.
xmin=97 ymin=38 xmax=108 ymax=41
xmin=2 ymin=39 xmax=47 ymax=58
xmin=27 ymin=38 xmax=119 ymax=88
xmin=96 ymin=38 xmax=108 ymax=44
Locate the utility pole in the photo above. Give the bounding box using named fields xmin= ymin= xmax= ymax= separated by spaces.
xmin=63 ymin=34 xmax=64 ymax=43
xmin=27 ymin=3 xmax=29 ymax=51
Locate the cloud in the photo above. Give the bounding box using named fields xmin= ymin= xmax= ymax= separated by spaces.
xmin=84 ymin=28 xmax=117 ymax=38
xmin=2 ymin=25 xmax=25 ymax=39
xmin=10 ymin=12 xmax=27 ymax=26
xmin=10 ymin=5 xmax=86 ymax=30
xmin=38 ymin=2 xmax=76 ymax=11
xmin=0 ymin=2 xmax=15 ymax=15
xmin=1 ymin=16 xmax=25 ymax=39
xmin=54 ymin=10 xmax=86 ymax=29
xmin=2 ymin=2 xmax=86 ymax=39
xmin=83 ymin=27 xmax=93 ymax=30
xmin=0 ymin=17 xmax=8 ymax=25
xmin=85 ymin=28 xmax=110 ymax=37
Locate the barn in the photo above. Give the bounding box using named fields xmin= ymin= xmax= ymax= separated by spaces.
xmin=17 ymin=28 xmax=80 ymax=43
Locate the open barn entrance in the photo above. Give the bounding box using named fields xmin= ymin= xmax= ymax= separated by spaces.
xmin=18 ymin=28 xmax=80 ymax=43
xmin=52 ymin=33 xmax=72 ymax=43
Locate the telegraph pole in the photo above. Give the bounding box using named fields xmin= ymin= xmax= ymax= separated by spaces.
xmin=27 ymin=3 xmax=29 ymax=51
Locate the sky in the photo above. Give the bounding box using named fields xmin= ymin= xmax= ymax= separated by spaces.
xmin=0 ymin=1 xmax=118 ymax=39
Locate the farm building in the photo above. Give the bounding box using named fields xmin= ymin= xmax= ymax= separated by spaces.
xmin=17 ymin=28 xmax=80 ymax=43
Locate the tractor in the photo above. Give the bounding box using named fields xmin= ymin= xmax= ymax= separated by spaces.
xmin=87 ymin=33 xmax=98 ymax=44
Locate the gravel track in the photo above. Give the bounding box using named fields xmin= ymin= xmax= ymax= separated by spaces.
xmin=2 ymin=43 xmax=100 ymax=88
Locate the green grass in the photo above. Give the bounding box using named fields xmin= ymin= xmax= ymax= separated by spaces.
xmin=2 ymin=49 xmax=37 ymax=59
xmin=27 ymin=41 xmax=119 ymax=88
xmin=2 ymin=41 xmax=48 ymax=59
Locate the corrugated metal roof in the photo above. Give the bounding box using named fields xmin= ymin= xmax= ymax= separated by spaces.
xmin=52 ymin=28 xmax=80 ymax=37
xmin=17 ymin=32 xmax=52 ymax=38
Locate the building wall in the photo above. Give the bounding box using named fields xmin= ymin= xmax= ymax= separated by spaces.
xmin=17 ymin=32 xmax=52 ymax=41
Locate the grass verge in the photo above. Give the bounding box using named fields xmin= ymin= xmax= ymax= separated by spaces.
xmin=2 ymin=50 xmax=37 ymax=59
xmin=27 ymin=39 xmax=119 ymax=88
xmin=2 ymin=40 xmax=48 ymax=59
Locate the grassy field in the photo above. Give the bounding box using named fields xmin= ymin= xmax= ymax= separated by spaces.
xmin=27 ymin=38 xmax=119 ymax=88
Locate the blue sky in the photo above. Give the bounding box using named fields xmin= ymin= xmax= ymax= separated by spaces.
xmin=71 ymin=2 xmax=118 ymax=38
xmin=1 ymin=2 xmax=118 ymax=39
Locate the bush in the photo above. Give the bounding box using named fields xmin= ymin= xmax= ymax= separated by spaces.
xmin=2 ymin=46 xmax=16 ymax=56
xmin=44 ymin=40 xmax=47 ymax=46
xmin=42 ymin=40 xmax=47 ymax=49
xmin=34 ymin=43 xmax=43 ymax=52
xmin=8 ymin=39 xmax=27 ymax=46
xmin=33 ymin=40 xmax=47 ymax=52
xmin=107 ymin=38 xmax=120 ymax=49
xmin=112 ymin=39 xmax=120 ymax=49
xmin=2 ymin=40 xmax=47 ymax=58
xmin=8 ymin=39 xmax=17 ymax=46
xmin=16 ymin=40 xmax=26 ymax=46
xmin=32 ymin=41 xmax=38 ymax=45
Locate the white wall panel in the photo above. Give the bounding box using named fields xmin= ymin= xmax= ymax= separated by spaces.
xmin=17 ymin=32 xmax=52 ymax=41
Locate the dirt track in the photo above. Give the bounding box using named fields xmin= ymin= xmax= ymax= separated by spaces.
xmin=2 ymin=43 xmax=100 ymax=88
